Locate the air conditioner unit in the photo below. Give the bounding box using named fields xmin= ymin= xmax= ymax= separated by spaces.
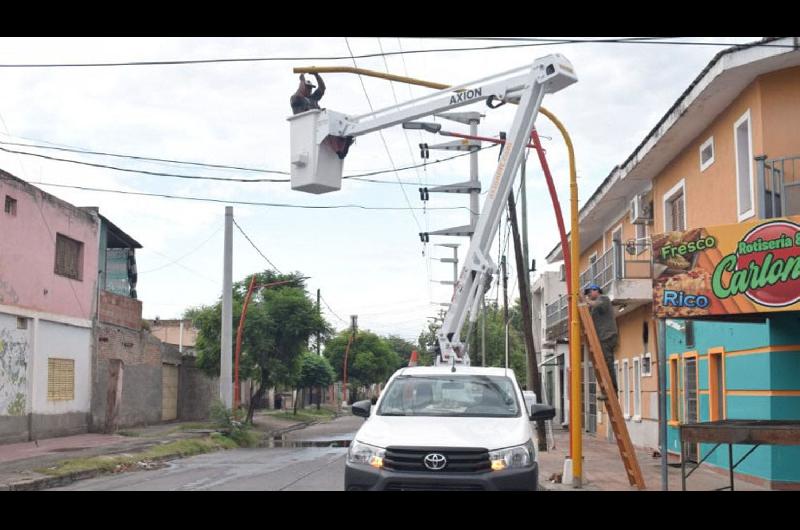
xmin=629 ymin=194 xmax=653 ymax=225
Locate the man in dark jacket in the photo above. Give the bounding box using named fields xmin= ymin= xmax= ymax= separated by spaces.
xmin=290 ymin=73 xmax=326 ymax=115
xmin=289 ymin=73 xmax=354 ymax=160
xmin=585 ymin=284 xmax=618 ymax=399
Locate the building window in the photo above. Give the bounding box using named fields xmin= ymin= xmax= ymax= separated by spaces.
xmin=16 ymin=317 xmax=27 ymax=330
xmin=47 ymin=358 xmax=75 ymax=401
xmin=708 ymin=348 xmax=725 ymax=421
xmin=635 ymin=223 xmax=647 ymax=255
xmin=734 ymin=110 xmax=754 ymax=221
xmin=663 ymin=180 xmax=686 ymax=232
xmin=642 ymin=352 xmax=652 ymax=377
xmin=685 ymin=320 xmax=695 ymax=348
xmin=633 ymin=357 xmax=641 ymax=420
xmin=684 ymin=354 xmax=699 ymax=461
xmin=614 ymin=360 xmax=620 ymax=402
xmin=4 ymin=195 xmax=17 ymax=216
xmin=54 ymin=234 xmax=84 ymax=281
xmin=622 ymin=359 xmax=630 ymax=418
xmin=699 ymin=136 xmax=715 ymax=172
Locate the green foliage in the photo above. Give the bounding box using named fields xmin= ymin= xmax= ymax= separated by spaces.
xmin=415 ymin=301 xmax=527 ymax=382
xmin=324 ymin=330 xmax=401 ymax=389
xmin=385 ymin=335 xmax=419 ymax=370
xmin=209 ymin=400 xmax=260 ymax=447
xmin=193 ymin=270 xmax=330 ymax=392
xmin=297 ymin=352 xmax=335 ymax=389
xmin=466 ymin=301 xmax=527 ymax=381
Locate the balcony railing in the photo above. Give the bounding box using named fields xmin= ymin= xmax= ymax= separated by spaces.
xmin=544 ymin=240 xmax=652 ymax=341
xmin=578 ymin=240 xmax=651 ymax=293
xmin=758 ymin=155 xmax=800 ymax=218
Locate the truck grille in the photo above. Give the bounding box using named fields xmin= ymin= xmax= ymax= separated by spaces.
xmin=383 ymin=446 xmax=490 ymax=473
xmin=384 ymin=482 xmax=485 ymax=491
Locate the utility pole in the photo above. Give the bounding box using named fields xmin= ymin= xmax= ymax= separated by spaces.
xmin=316 ymin=288 xmax=321 ymax=356
xmin=501 ymin=255 xmax=508 ymax=325
xmin=434 ymin=244 xmax=459 ymax=296
xmin=520 ymin=155 xmax=534 ymax=390
xmin=481 ymin=296 xmax=486 ymax=367
xmin=342 ymin=315 xmax=358 ymax=406
xmin=508 ymin=192 xmax=547 ymax=451
xmin=220 ymin=206 xmax=233 ymax=409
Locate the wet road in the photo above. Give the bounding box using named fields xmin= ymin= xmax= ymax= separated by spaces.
xmin=51 ymin=415 xmax=364 ymax=491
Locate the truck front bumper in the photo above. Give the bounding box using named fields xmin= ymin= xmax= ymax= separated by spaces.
xmin=344 ymin=461 xmax=539 ymax=491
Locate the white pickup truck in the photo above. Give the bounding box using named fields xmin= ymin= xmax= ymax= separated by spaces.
xmin=344 ymin=365 xmax=555 ymax=491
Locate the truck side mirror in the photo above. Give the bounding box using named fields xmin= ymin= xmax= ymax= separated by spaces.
xmin=352 ymin=400 xmax=372 ymax=418
xmin=529 ymin=404 xmax=556 ymax=422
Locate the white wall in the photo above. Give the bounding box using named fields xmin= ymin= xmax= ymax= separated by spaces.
xmin=32 ymin=319 xmax=91 ymax=414
xmin=0 ymin=311 xmax=31 ymax=416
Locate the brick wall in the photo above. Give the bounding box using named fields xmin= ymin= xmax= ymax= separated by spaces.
xmin=178 ymin=356 xmax=219 ymax=421
xmin=98 ymin=290 xmax=142 ymax=330
xmin=92 ymin=323 xmax=174 ymax=430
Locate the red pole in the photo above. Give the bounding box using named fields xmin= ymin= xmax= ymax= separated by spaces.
xmin=439 ymin=130 xmax=539 ymax=150
xmin=529 ymin=127 xmax=574 ymax=456
xmin=234 ymin=276 xmax=258 ymax=410
xmin=233 ymin=277 xmax=303 ymax=410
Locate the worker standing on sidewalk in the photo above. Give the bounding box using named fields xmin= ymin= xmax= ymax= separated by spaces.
xmin=585 ymin=284 xmax=618 ymax=399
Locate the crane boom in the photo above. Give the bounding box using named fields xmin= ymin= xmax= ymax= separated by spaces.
xmin=289 ymin=54 xmax=577 ymax=365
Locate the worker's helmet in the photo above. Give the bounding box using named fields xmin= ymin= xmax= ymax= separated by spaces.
xmin=584 ymin=283 xmax=602 ymax=295
xmin=304 ymin=79 xmax=316 ymax=90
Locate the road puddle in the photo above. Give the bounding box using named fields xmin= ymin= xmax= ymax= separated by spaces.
xmin=262 ymin=437 xmax=351 ymax=449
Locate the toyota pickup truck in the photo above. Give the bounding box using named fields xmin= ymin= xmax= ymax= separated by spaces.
xmin=344 ymin=365 xmax=555 ymax=491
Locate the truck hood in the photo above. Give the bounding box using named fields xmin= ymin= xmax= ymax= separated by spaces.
xmin=354 ymin=415 xmax=531 ymax=451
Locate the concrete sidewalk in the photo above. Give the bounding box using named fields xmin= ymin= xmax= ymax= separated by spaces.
xmin=0 ymin=409 xmax=337 ymax=491
xmin=537 ymin=427 xmax=769 ymax=491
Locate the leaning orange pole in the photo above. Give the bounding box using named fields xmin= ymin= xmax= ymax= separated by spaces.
xmin=295 ymin=65 xmax=582 ymax=485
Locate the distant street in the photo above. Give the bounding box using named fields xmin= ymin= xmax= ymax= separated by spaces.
xmin=51 ymin=415 xmax=364 ymax=491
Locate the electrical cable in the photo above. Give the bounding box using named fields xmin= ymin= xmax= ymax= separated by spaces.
xmin=232 ymin=218 xmax=282 ymax=273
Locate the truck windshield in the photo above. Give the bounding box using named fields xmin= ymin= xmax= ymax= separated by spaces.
xmin=376 ymin=375 xmax=520 ymax=418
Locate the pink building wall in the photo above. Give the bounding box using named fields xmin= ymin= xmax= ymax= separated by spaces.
xmin=0 ymin=172 xmax=99 ymax=321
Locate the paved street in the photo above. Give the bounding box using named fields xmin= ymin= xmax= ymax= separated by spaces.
xmin=51 ymin=415 xmax=364 ymax=491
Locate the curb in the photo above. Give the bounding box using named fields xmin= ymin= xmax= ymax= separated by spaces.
xmin=3 ymin=412 xmax=344 ymax=490
xmin=3 ymin=438 xmax=229 ymax=491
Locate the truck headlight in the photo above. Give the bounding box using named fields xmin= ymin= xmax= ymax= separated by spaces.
xmin=489 ymin=440 xmax=535 ymax=470
xmin=348 ymin=440 xmax=386 ymax=469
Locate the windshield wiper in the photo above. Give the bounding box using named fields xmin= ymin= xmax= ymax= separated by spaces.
xmin=379 ymin=412 xmax=409 ymax=416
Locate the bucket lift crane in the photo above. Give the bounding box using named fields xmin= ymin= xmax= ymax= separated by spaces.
xmin=288 ymin=54 xmax=577 ymax=365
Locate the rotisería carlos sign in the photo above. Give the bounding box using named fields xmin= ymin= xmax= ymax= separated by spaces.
xmin=652 ymin=216 xmax=800 ymax=318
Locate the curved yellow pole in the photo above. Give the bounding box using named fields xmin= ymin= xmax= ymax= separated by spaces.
xmin=295 ymin=65 xmax=583 ymax=486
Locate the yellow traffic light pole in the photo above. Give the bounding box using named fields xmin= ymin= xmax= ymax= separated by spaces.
xmin=294 ymin=65 xmax=583 ymax=487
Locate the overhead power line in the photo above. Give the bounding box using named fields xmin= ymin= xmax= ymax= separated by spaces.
xmin=33 ymin=181 xmax=479 ymax=213
xmin=345 ymin=37 xmax=422 ymax=233
xmin=232 ymin=218 xmax=282 ymax=273
xmin=139 ymin=226 xmax=222 ymax=274
xmin=0 ymin=38 xmax=789 ymax=68
xmin=0 ymin=138 xmax=497 ymax=186
xmin=320 ymin=295 xmax=348 ymax=325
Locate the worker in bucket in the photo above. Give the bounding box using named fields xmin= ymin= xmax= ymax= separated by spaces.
xmin=290 ymin=73 xmax=326 ymax=115
xmin=584 ymin=283 xmax=618 ymax=400
xmin=290 ymin=72 xmax=354 ymax=159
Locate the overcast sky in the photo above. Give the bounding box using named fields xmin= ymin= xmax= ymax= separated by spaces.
xmin=0 ymin=37 xmax=759 ymax=342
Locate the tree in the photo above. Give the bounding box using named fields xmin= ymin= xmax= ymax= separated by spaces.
xmin=325 ymin=330 xmax=400 ymax=402
xmin=297 ymin=352 xmax=335 ymax=411
xmin=465 ymin=301 xmax=527 ymax=380
xmin=193 ymin=270 xmax=329 ymax=423
xmin=385 ymin=335 xmax=418 ymax=370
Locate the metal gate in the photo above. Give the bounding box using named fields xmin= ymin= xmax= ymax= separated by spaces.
xmin=162 ymin=364 xmax=178 ymax=421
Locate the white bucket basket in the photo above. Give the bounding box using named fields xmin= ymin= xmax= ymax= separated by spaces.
xmin=287 ymin=109 xmax=344 ymax=194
